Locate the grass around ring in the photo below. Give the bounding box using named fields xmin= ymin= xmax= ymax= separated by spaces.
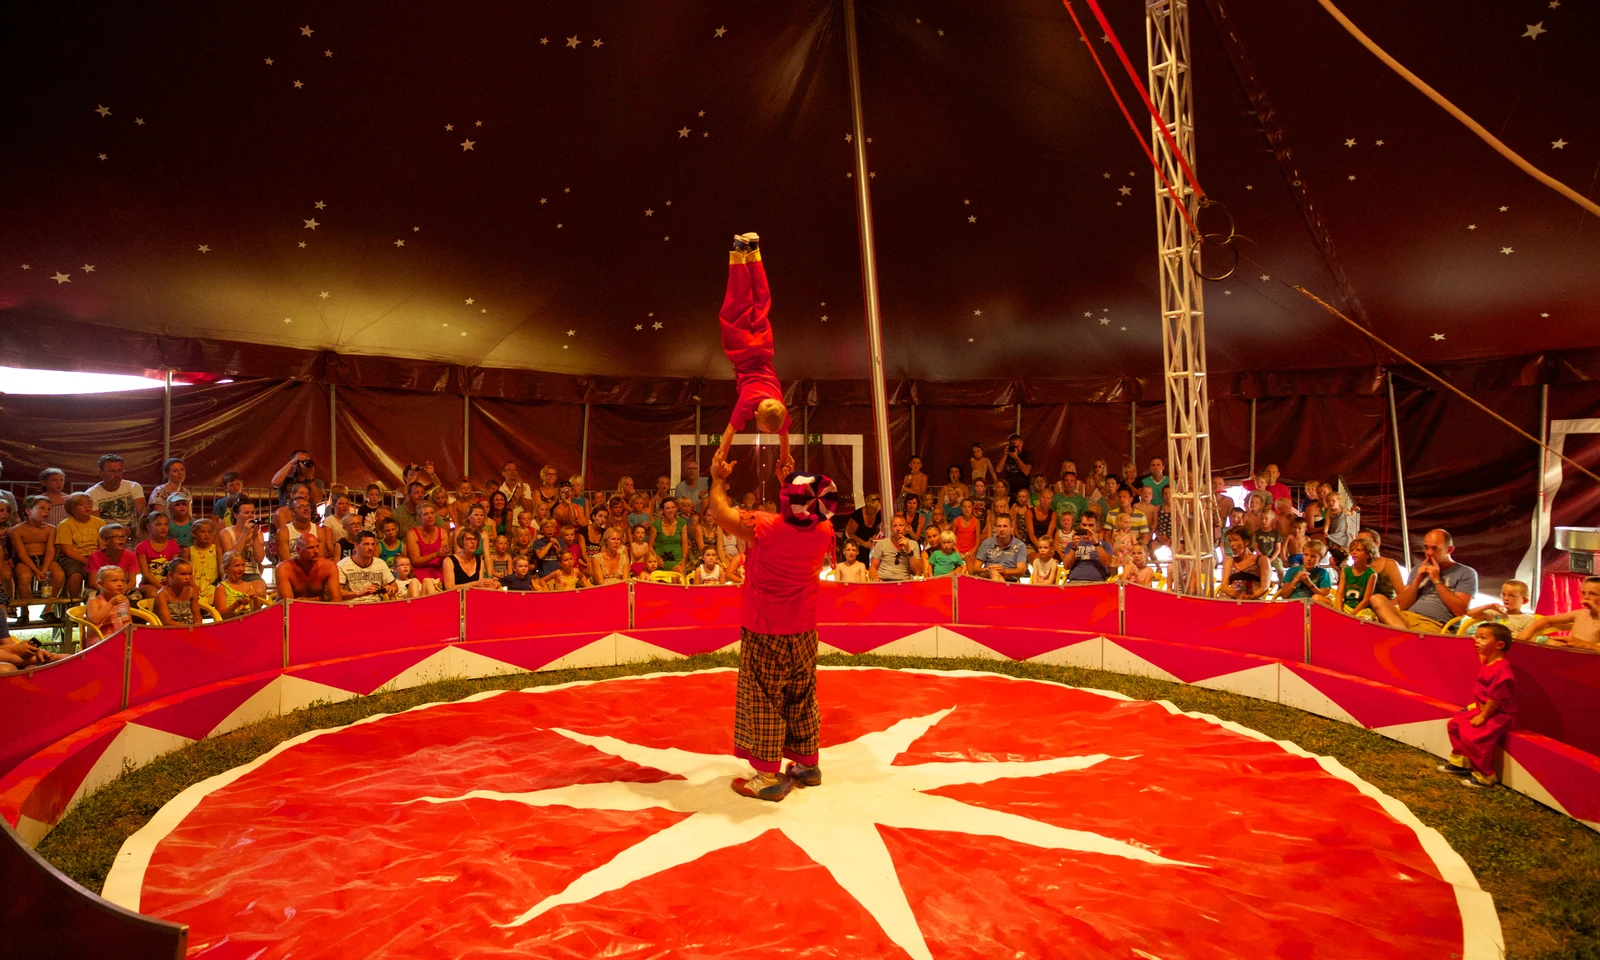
xmin=36 ymin=653 xmax=1600 ymax=959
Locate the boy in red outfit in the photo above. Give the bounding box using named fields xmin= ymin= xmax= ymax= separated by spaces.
xmin=719 ymin=232 xmax=794 ymax=477
xmin=1440 ymin=622 xmax=1515 ymax=788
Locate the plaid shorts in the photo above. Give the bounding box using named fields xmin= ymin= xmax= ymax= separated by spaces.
xmin=733 ymin=627 xmax=820 ymax=773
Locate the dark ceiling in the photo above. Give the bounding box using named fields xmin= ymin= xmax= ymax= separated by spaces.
xmin=2 ymin=0 xmax=1596 ymax=383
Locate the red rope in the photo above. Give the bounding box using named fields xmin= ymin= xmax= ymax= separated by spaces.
xmin=1059 ymin=0 xmax=1203 ymax=240
xmin=1081 ymin=0 xmax=1207 ymax=202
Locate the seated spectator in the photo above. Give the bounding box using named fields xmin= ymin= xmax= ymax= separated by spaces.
xmin=1219 ymin=528 xmax=1270 ymax=600
xmin=951 ymin=499 xmax=984 ymax=557
xmin=277 ymin=533 xmax=343 ymax=601
xmin=497 ymin=462 xmax=536 ymax=515
xmin=846 ymin=494 xmax=883 ymax=552
xmin=338 ymin=531 xmax=397 ymax=602
xmin=1020 ymin=490 xmax=1056 ymax=557
xmin=542 ymin=465 xmax=568 ymax=509
xmin=626 ymin=523 xmax=653 ymax=575
xmin=405 ymin=503 xmax=450 ymax=592
xmin=1319 ymin=536 xmax=1378 ymax=615
xmin=0 ymin=461 xmax=20 ymax=525
xmin=552 ymin=481 xmax=587 ymax=530
xmin=39 ymin=468 xmax=69 ymax=524
xmin=943 ymin=464 xmax=969 ymax=503
xmin=899 ymin=494 xmax=929 ymax=542
xmin=136 ymin=511 xmax=180 ymax=599
xmin=1051 ymin=470 xmax=1089 ymax=535
xmin=833 ymin=541 xmax=868 ymax=582
xmin=499 ymin=554 xmax=538 ymax=592
xmin=1359 ymin=528 xmax=1404 ymax=601
xmin=921 ymin=521 xmax=942 ymax=557
xmin=1028 ymin=541 xmax=1059 ymax=585
xmin=1062 ymin=514 xmax=1115 ymax=582
xmin=149 ymin=457 xmax=192 ymax=514
xmin=276 ymin=495 xmax=324 ymax=562
xmin=392 ymin=481 xmax=428 ymax=538
xmin=485 ymin=491 xmax=512 ymax=539
xmin=184 ymin=518 xmax=222 ymax=600
xmin=86 ymin=454 xmax=147 ymax=534
xmin=650 ymin=499 xmax=690 ymax=574
xmin=89 ymin=522 xmax=138 ymax=584
xmin=354 ymin=482 xmax=386 ymax=521
xmin=443 ymin=530 xmax=500 ymax=591
xmin=590 ymin=527 xmax=630 ymax=585
xmin=10 ymin=496 xmax=65 ymax=616
xmin=486 ymin=535 xmax=514 ymax=579
xmin=391 ymin=555 xmax=425 ymax=599
xmin=542 ymin=548 xmax=590 ymax=591
xmin=1243 ymin=463 xmax=1291 ymax=505
xmin=691 ymin=549 xmax=725 ymax=585
xmin=625 ymin=493 xmax=652 ymax=530
xmin=970 ymin=515 xmax=1029 ymax=583
xmin=1121 ymin=545 xmax=1156 ymax=587
xmin=55 ymin=493 xmax=104 ymax=600
xmin=155 ymin=558 xmax=199 ymax=626
xmin=375 ymin=516 xmax=406 ymax=567
xmin=213 ymin=551 xmax=267 ymax=618
xmin=1367 ymin=529 xmax=1476 ymax=633
xmin=1109 ymin=511 xmax=1137 ymax=571
xmin=87 ymin=564 xmax=134 ymax=638
xmin=166 ymin=493 xmax=197 ymax=548
xmin=1467 ymin=579 xmax=1536 ymax=637
xmin=1274 ymin=539 xmax=1333 ymax=601
xmin=927 ymin=531 xmax=966 ymax=578
xmin=1517 ymin=575 xmax=1600 ymax=649
xmin=641 ymin=553 xmax=679 ymax=583
xmin=869 ymin=516 xmax=924 ymax=581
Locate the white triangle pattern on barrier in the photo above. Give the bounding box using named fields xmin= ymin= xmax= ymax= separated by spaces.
xmin=1025 ymin=636 xmax=1105 ymax=670
xmin=1194 ymin=663 xmax=1280 ymax=702
xmin=538 ymin=635 xmax=624 ymax=673
xmin=1373 ymin=719 xmax=1452 ymax=759
xmin=207 ymin=676 xmax=289 ymax=739
xmin=1274 ymin=665 xmax=1362 ymax=727
xmin=59 ymin=722 xmax=195 ymax=829
xmin=1100 ymin=639 xmax=1182 ymax=683
xmin=278 ymin=674 xmax=363 ymax=714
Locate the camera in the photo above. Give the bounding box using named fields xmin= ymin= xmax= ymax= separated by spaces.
xmin=252 ymin=516 xmax=274 ymax=526
xmin=298 ymin=458 xmax=315 ymax=468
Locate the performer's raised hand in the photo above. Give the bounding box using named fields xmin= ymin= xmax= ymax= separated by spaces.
xmin=711 ymin=450 xmax=737 ymax=481
xmin=777 ymin=453 xmax=796 ymax=478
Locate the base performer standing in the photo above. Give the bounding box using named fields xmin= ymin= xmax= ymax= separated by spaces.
xmin=707 ymin=447 xmax=837 ymax=801
xmin=718 ymin=232 xmax=794 ymax=477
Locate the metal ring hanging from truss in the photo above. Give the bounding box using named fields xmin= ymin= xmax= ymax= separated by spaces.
xmin=1190 ymin=198 xmax=1239 ymax=281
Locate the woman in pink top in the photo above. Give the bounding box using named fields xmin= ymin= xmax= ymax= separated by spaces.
xmin=405 ymin=503 xmax=449 ymax=590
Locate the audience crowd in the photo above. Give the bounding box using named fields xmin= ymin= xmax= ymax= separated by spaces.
xmin=0 ymin=435 xmax=1589 ymax=661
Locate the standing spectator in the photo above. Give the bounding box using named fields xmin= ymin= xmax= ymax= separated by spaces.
xmin=1062 ymin=514 xmax=1115 ymax=583
xmin=1141 ymin=458 xmax=1169 ymax=507
xmin=270 ymin=451 xmax=323 ymax=509
xmin=339 ymin=531 xmax=397 ymax=602
xmin=970 ymin=515 xmax=1028 ymax=582
xmin=900 ymin=456 xmax=929 ymax=503
xmin=38 ymin=468 xmax=69 ymax=524
xmin=998 ymin=434 xmax=1033 ymax=490
xmin=969 ymin=442 xmax=996 ymax=485
xmin=1219 ymin=528 xmax=1270 ymax=600
xmin=498 ymin=462 xmax=536 ymax=515
xmin=1324 ymin=491 xmax=1360 ymax=564
xmin=184 ymin=519 xmax=222 ymax=600
xmin=392 ymin=482 xmax=428 ymax=538
xmin=1243 ymin=465 xmax=1291 ymax=505
xmin=86 ymin=454 xmax=147 ymax=533
xmin=55 ymin=494 xmax=104 ymax=600
xmin=675 ymin=460 xmax=710 ymax=505
xmin=845 ymin=493 xmax=883 ymax=552
xmin=868 ymin=515 xmax=924 ymax=581
xmin=1367 ymin=529 xmax=1476 ymax=633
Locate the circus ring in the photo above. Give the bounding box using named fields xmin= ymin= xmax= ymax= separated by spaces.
xmin=4 ymin=581 xmax=1600 ymax=958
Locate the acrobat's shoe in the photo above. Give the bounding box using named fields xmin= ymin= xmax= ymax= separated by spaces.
xmin=731 ymin=771 xmax=792 ymax=802
xmin=785 ymin=762 xmax=822 ymax=788
xmin=732 ymin=232 xmax=760 ymax=253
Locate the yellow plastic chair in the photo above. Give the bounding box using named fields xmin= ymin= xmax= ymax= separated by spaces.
xmin=67 ymin=603 xmax=160 ymax=645
xmin=645 ymin=570 xmax=686 ymax=585
xmin=135 ymin=596 xmax=220 ymax=625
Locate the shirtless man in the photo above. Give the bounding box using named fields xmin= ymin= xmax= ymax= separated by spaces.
xmin=1518 ymin=576 xmax=1600 ymax=650
xmin=276 ymin=533 xmax=343 ymax=602
xmin=275 ymin=494 xmax=327 ymax=562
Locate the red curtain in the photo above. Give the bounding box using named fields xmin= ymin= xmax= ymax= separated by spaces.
xmin=469 ymin=398 xmax=585 ymax=488
xmin=169 ymin=380 xmax=330 ymax=492
xmin=585 ymin=405 xmax=699 ymax=499
xmin=0 ymin=389 xmax=165 ymax=483
xmin=334 ymin=387 xmax=463 ymax=489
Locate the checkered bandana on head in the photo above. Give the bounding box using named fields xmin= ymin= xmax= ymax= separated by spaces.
xmin=779 ymin=472 xmax=839 ymax=525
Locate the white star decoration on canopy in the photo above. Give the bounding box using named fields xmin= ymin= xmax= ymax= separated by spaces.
xmin=403 ymin=709 xmax=1195 ymax=960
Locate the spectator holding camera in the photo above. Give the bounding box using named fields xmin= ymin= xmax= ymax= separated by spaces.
xmin=1061 ymin=513 xmax=1115 ymax=583
xmin=998 ymin=433 xmax=1032 ymax=491
xmin=219 ymin=501 xmax=267 ymax=582
xmin=271 ymin=450 xmax=324 ymax=509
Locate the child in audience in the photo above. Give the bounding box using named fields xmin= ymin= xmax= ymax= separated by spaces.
xmin=55 ymin=493 xmax=104 ymax=600
xmin=1468 ymin=580 xmax=1536 ymax=636
xmin=391 ymin=555 xmax=423 ymax=599
xmin=1027 ymin=540 xmax=1059 ymax=585
xmin=90 ymin=523 xmax=139 ymax=582
xmin=1440 ymin=623 xmax=1515 ymax=787
xmin=512 ymin=521 xmax=537 ymax=560
xmin=627 ymin=493 xmax=652 ymax=530
xmin=533 ymin=519 xmax=563 ymax=576
xmin=928 ymin=531 xmax=966 ymax=578
xmin=627 ymin=524 xmax=653 ymax=575
xmin=832 ymin=540 xmax=870 ymax=585
xmin=214 ymin=551 xmax=266 ymax=619
xmin=540 ymin=551 xmax=587 ymax=591
xmin=951 ymin=499 xmax=983 ymax=557
xmin=692 ymin=550 xmax=725 ymax=585
xmin=213 ymin=472 xmax=247 ymax=527
xmin=642 ymin=553 xmax=679 ymax=583
xmin=500 ymin=555 xmax=538 ymax=592
xmin=559 ymin=524 xmax=586 ymax=569
xmin=377 ymin=517 xmax=406 ymax=565
xmin=1134 ymin=484 xmax=1159 ymax=535
xmin=137 ymin=512 xmax=181 ymax=599
xmin=969 ymin=442 xmax=995 ymax=484
xmin=1283 ymin=516 xmax=1309 ymax=569
xmin=11 ymin=496 xmax=65 ymax=618
xmin=487 ymin=535 xmax=514 ymax=578
xmin=166 ymin=493 xmax=196 ymax=548
xmin=38 ymin=468 xmax=69 ymax=524
xmin=1121 ymin=545 xmax=1157 ymax=587
xmin=1275 ymin=539 xmax=1333 ymax=601
xmin=901 ymin=456 xmax=929 ymax=501
xmin=1519 ymin=576 xmax=1600 ymax=649
xmin=155 ymin=558 xmax=199 ymax=626
xmin=1110 ymin=510 xmax=1137 ymax=571
xmin=1321 ymin=536 xmax=1377 ymax=614
xmin=359 ymin=483 xmax=386 ymax=520
xmin=184 ymin=518 xmax=222 ymax=601
xmin=86 ymin=565 xmax=133 ymax=640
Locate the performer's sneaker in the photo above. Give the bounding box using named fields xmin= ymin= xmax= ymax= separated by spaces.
xmin=786 ymin=762 xmax=822 ymax=788
xmin=731 ymin=771 xmax=792 ymax=802
xmin=1461 ymin=773 xmax=1498 ymax=789
xmin=1437 ymin=762 xmax=1473 ymax=776
xmin=732 ymin=232 xmax=760 ymax=253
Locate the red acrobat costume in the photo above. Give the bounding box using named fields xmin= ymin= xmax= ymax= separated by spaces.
xmin=719 ymin=249 xmax=791 ymax=435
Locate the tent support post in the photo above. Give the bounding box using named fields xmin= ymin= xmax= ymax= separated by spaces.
xmin=844 ymin=0 xmax=894 ymax=536
xmin=580 ymin=404 xmax=591 ymax=495
xmin=328 ymin=384 xmax=338 ymax=484
xmin=1148 ymin=0 xmax=1215 ymax=594
xmin=1532 ymin=383 xmax=1549 ymax=604
xmin=802 ymin=405 xmax=810 ymax=472
xmin=1248 ymin=398 xmax=1257 ymax=479
xmin=462 ymin=395 xmax=471 ymax=478
xmin=1015 ymin=403 xmax=1022 ymax=436
xmin=162 ymin=369 xmax=173 ymax=462
xmin=1129 ymin=401 xmax=1137 ymax=466
xmin=1386 ymin=372 xmax=1412 ymax=571
xmin=909 ymin=403 xmax=916 ymax=456
xmin=694 ymin=404 xmax=702 ymax=477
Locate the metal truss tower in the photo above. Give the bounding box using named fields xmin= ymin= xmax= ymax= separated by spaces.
xmin=1146 ymin=0 xmax=1216 ymax=593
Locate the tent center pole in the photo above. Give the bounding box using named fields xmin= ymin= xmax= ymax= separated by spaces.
xmin=329 ymin=383 xmax=338 ymax=484
xmin=1532 ymin=383 xmax=1549 ymax=605
xmin=1248 ymin=398 xmax=1257 ymax=479
xmin=462 ymin=395 xmax=471 ymax=479
xmin=1386 ymin=372 xmax=1412 ymax=571
xmin=844 ymin=0 xmax=894 ymax=532
xmin=162 ymin=369 xmax=173 ymax=462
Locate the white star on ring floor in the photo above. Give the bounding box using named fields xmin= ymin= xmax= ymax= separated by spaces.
xmin=401 ymin=709 xmax=1197 ymax=960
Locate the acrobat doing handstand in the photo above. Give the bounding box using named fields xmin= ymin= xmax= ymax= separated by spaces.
xmin=718 ymin=232 xmax=794 ymax=478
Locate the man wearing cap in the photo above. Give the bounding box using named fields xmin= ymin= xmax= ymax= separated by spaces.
xmin=707 ymin=448 xmax=838 ymax=802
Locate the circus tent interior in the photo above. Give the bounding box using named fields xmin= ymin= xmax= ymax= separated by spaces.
xmin=2 ymin=1 xmax=1600 ymax=958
